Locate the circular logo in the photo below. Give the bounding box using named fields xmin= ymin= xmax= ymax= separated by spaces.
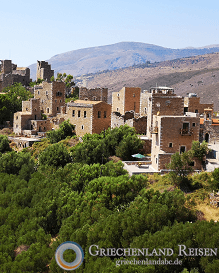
xmin=55 ymin=241 xmax=84 ymax=271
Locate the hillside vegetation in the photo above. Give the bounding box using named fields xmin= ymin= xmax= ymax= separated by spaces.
xmin=0 ymin=125 xmax=219 ymax=272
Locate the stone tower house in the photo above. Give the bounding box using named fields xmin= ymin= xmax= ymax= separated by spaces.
xmin=36 ymin=61 xmax=54 ymax=81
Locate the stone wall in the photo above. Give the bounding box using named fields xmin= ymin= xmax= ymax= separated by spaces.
xmin=124 ymin=87 xmax=141 ymax=114
xmin=1 ymin=60 xmax=12 ymax=74
xmin=140 ymin=91 xmax=150 ymax=116
xmin=111 ymin=111 xmax=146 ymax=134
xmin=14 ymin=99 xmax=41 ymax=135
xmin=112 ymin=88 xmax=125 ymax=114
xmin=64 ymin=102 xmax=93 ymax=136
xmin=200 ymin=124 xmax=219 ymax=144
xmin=185 ymin=97 xmax=214 ymax=114
xmin=159 ymin=115 xmax=199 ymax=153
xmin=141 ymin=139 xmax=152 ymax=154
xmin=79 ymin=87 xmax=108 ymax=102
xmin=147 ymin=94 xmax=184 ymax=138
xmin=112 ymin=87 xmax=141 ymax=115
xmin=151 ymin=114 xmax=200 ymax=171
xmin=92 ymin=102 xmax=112 ymax=134
xmin=28 ymin=119 xmax=51 ymax=133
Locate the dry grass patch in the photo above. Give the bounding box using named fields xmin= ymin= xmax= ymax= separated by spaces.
xmin=196 ymin=202 xmax=219 ymax=222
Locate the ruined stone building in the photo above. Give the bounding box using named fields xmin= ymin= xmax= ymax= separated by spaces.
xmin=0 ymin=60 xmax=31 ymax=92
xmin=79 ymin=87 xmax=108 ymax=103
xmin=36 ymin=61 xmax=54 ymax=81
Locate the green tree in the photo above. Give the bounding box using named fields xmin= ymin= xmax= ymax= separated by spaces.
xmin=56 ymin=73 xmax=75 ymax=88
xmin=47 ymin=120 xmax=75 ymax=143
xmin=0 ymin=83 xmax=33 ymax=124
xmin=115 ymin=134 xmax=143 ymax=160
xmin=0 ymin=135 xmax=11 ymax=153
xmin=167 ymin=151 xmax=194 ymax=186
xmin=71 ymin=125 xmax=143 ymax=164
xmin=39 ymin=143 xmax=71 ymax=168
xmin=0 ymin=151 xmax=35 ymax=180
xmin=191 ymin=140 xmax=210 ymax=162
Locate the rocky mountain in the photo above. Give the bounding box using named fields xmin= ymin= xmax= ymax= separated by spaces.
xmin=29 ymin=42 xmax=219 ymax=80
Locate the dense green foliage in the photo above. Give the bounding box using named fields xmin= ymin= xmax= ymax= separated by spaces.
xmin=0 ymin=134 xmax=11 ymax=153
xmin=0 ymin=151 xmax=35 ymax=181
xmin=0 ymin=161 xmax=218 ymax=272
xmin=47 ymin=120 xmax=75 ymax=143
xmin=0 ymin=83 xmax=33 ymax=124
xmin=39 ymin=143 xmax=71 ymax=168
xmin=71 ymin=125 xmax=143 ymax=163
xmin=0 ymin=124 xmax=218 ymax=272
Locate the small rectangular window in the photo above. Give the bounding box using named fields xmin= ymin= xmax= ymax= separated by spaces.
xmin=104 ymin=111 xmax=107 ymax=118
xmin=57 ymin=107 xmax=59 ymax=111
xmin=192 ymin=123 xmax=196 ymax=127
xmin=180 ymin=146 xmax=186 ymax=154
xmin=169 ymin=143 xmax=173 ymax=148
xmin=78 ymin=110 xmax=80 ymax=117
xmin=84 ymin=111 xmax=86 ymax=118
xmin=82 ymin=125 xmax=84 ymax=130
xmin=98 ymin=111 xmax=101 ymax=118
xmin=72 ymin=110 xmax=75 ymax=117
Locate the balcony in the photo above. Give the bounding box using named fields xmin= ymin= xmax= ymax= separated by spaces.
xmin=180 ymin=128 xmax=193 ymax=135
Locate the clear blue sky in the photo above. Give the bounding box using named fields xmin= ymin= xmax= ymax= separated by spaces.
xmin=1 ymin=0 xmax=219 ymax=67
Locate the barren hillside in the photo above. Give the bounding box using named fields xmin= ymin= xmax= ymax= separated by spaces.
xmin=75 ymin=53 xmax=219 ymax=110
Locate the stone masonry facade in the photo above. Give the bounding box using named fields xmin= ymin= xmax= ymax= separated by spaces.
xmin=112 ymin=87 xmax=141 ymax=114
xmin=184 ymin=95 xmax=213 ymax=114
xmin=79 ymin=87 xmax=108 ymax=103
xmin=56 ymin=100 xmax=111 ymax=136
xmin=34 ymin=81 xmax=66 ymax=117
xmin=151 ymin=114 xmax=200 ymax=171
